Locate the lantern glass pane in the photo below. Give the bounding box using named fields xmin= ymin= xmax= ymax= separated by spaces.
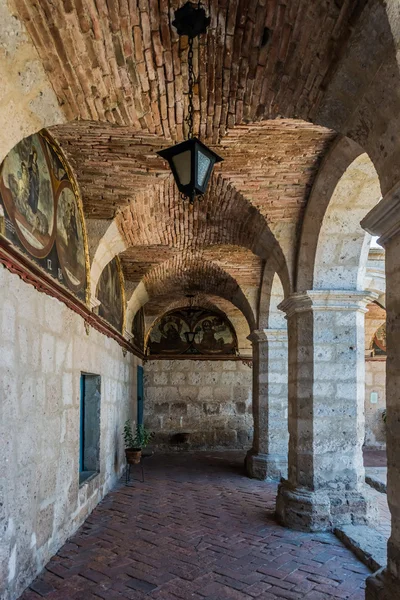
xmin=197 ymin=150 xmax=211 ymax=187
xmin=172 ymin=150 xmax=192 ymax=186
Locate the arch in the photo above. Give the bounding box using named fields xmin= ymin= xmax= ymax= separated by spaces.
xmin=90 ymin=221 xmax=128 ymax=300
xmin=313 ymin=153 xmax=381 ymax=290
xmin=297 ymin=139 xmax=382 ymax=292
xmin=126 ymin=255 xmax=256 ymax=334
xmin=143 ymin=293 xmax=252 ymax=353
xmin=258 ymin=259 xmax=288 ymax=330
xmin=145 ymin=306 xmax=239 ymax=357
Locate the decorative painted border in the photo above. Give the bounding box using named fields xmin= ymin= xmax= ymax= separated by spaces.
xmin=0 ymin=236 xmax=144 ymax=359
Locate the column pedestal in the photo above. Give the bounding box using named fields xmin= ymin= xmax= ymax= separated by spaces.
xmin=246 ymin=450 xmax=288 ymax=481
xmin=276 ymin=482 xmax=374 ymax=532
xmin=276 ymin=290 xmax=377 ymax=532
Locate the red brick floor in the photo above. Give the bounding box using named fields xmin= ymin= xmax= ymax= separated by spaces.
xmin=20 ymin=452 xmax=371 ymax=600
xmin=363 ymin=449 xmax=387 ymax=468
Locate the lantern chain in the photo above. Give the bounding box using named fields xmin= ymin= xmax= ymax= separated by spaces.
xmin=187 ymin=35 xmax=195 ymax=140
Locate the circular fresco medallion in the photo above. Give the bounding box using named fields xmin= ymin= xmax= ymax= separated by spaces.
xmin=0 ymin=134 xmax=55 ymax=257
xmin=55 ymin=181 xmax=86 ymax=292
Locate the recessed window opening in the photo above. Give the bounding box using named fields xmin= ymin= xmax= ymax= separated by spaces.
xmin=79 ymin=373 xmax=101 ymax=485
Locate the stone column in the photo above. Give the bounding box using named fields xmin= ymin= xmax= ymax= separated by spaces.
xmin=276 ymin=290 xmax=377 ymax=532
xmin=246 ymin=329 xmax=289 ymax=481
xmin=362 ymin=188 xmax=400 ymax=599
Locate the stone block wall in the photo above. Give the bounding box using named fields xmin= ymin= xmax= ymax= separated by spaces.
xmin=144 ymin=360 xmax=253 ymax=450
xmin=365 ymin=358 xmax=386 ymax=448
xmin=0 ymin=266 xmax=140 ymax=600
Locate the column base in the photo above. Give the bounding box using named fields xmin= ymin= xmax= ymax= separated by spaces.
xmin=276 ymin=480 xmax=378 ymax=532
xmin=245 ymin=450 xmax=287 ymax=481
xmin=366 ymin=568 xmax=400 ymax=600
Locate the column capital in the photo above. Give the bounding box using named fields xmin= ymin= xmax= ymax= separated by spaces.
xmin=278 ymin=290 xmax=378 ymax=318
xmin=362 ymin=180 xmax=400 ymax=246
xmin=247 ymin=328 xmax=287 ymax=344
xmin=247 ymin=329 xmax=268 ymax=344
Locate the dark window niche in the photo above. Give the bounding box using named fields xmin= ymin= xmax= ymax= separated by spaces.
xmin=79 ymin=373 xmax=101 ymax=485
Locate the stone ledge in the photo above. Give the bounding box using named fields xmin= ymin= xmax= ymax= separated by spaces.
xmin=335 ymin=525 xmax=387 ymax=572
xmin=366 ymin=469 xmax=387 ymax=494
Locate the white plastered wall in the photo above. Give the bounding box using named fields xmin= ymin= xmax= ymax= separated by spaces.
xmin=0 ymin=266 xmax=140 ymax=600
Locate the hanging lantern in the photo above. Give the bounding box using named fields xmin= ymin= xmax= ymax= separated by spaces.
xmin=157 ymin=2 xmax=223 ymax=204
xmin=157 ymin=138 xmax=223 ymax=204
xmin=184 ymin=330 xmax=196 ymax=344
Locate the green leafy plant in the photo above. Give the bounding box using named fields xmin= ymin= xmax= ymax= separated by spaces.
xmin=123 ymin=420 xmax=154 ymax=449
xmin=123 ymin=420 xmax=136 ymax=449
xmin=382 ymin=409 xmax=387 ymax=424
xmin=133 ymin=424 xmax=154 ymax=449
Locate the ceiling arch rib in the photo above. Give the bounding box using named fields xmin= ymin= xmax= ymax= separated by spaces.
xmin=50 ymin=118 xmax=335 ymax=294
xmin=125 ymin=255 xmax=256 ymax=333
xmin=143 ymin=294 xmax=252 ymax=353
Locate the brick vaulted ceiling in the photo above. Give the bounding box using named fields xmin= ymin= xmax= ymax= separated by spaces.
xmin=12 ymin=0 xmax=365 ymax=321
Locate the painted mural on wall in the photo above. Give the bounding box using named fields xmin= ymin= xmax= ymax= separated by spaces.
xmin=147 ymin=308 xmax=237 ymax=356
xmin=96 ymin=257 xmax=124 ymax=333
xmin=372 ymin=322 xmax=387 ymax=356
xmin=0 ymin=132 xmax=87 ymax=301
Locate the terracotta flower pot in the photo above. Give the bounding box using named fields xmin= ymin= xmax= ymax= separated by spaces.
xmin=125 ymin=448 xmax=142 ymax=464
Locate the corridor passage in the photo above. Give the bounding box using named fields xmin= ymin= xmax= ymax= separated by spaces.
xmin=20 ymin=453 xmax=370 ymax=600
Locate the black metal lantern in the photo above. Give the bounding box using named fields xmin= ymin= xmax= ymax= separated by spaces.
xmin=157 ymin=138 xmax=223 ymax=204
xmin=183 ymin=294 xmax=198 ymax=347
xmin=157 ymin=2 xmax=223 ymax=204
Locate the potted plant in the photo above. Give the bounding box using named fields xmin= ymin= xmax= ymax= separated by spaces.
xmin=123 ymin=421 xmax=154 ymax=464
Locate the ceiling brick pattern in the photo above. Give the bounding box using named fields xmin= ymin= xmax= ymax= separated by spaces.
xmin=16 ymin=0 xmax=363 ymax=142
xmin=14 ymin=0 xmax=366 ymax=323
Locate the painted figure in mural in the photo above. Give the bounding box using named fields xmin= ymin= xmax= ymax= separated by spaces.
xmin=63 ymin=196 xmax=79 ymax=270
xmin=56 ymin=185 xmax=86 ymax=290
xmin=27 ymin=148 xmax=40 ymax=213
xmin=97 ymin=259 xmax=123 ymax=331
xmin=2 ymin=135 xmax=52 ymax=247
xmin=200 ymin=319 xmax=225 ymax=350
xmin=147 ymin=309 xmax=237 ymax=356
xmin=160 ymin=317 xmax=183 ymax=347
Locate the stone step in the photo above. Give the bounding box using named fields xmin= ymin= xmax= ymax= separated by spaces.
xmin=335 ymin=525 xmax=387 ymax=572
xmin=365 ymin=467 xmax=387 ymax=494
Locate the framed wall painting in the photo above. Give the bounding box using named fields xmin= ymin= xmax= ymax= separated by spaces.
xmin=146 ymin=307 xmax=238 ymax=357
xmin=0 ymin=130 xmax=89 ymax=302
xmin=96 ymin=256 xmax=125 ymax=333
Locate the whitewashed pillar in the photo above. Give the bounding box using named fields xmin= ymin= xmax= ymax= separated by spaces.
xmin=363 ymin=186 xmax=400 ymax=600
xmin=276 ymin=290 xmax=378 ymax=532
xmin=246 ymin=329 xmax=289 ymax=481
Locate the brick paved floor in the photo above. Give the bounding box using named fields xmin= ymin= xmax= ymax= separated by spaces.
xmin=20 ymin=452 xmax=372 ymax=600
xmin=363 ymin=449 xmax=387 ymax=468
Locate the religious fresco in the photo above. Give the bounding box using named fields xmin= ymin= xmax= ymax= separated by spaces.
xmin=147 ymin=308 xmax=237 ymax=356
xmin=56 ymin=184 xmax=86 ymax=292
xmin=96 ymin=257 xmax=124 ymax=333
xmin=0 ymin=131 xmax=88 ymax=301
xmin=372 ymin=322 xmax=387 ymax=356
